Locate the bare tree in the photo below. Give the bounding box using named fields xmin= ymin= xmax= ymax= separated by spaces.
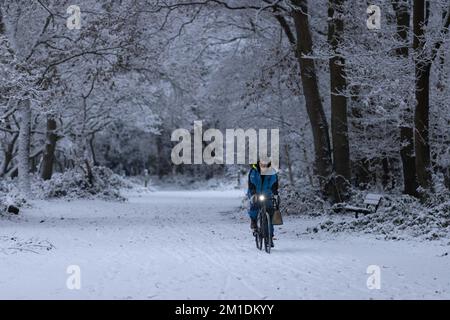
xmin=290 ymin=0 xmax=334 ymax=198
xmin=328 ymin=0 xmax=351 ymax=200
xmin=413 ymin=0 xmax=450 ymax=193
xmin=391 ymin=0 xmax=418 ymax=196
xmin=40 ymin=117 xmax=57 ymax=180
xmin=17 ymin=99 xmax=31 ymax=195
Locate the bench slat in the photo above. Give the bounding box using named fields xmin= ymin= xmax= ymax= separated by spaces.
xmin=334 ymin=193 xmax=383 ymax=217
xmin=343 ymin=205 xmax=372 ymax=213
xmin=365 ymin=193 xmax=382 ymax=200
xmin=364 ymin=199 xmax=381 ymax=205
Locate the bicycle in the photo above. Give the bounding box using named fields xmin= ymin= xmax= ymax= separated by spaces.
xmin=253 ymin=194 xmax=279 ymax=254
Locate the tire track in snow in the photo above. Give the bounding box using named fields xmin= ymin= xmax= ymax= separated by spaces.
xmin=164 ymin=219 xmax=266 ymax=299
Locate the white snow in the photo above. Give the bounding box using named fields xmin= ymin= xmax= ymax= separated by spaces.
xmin=1 ymin=188 xmax=449 ymax=299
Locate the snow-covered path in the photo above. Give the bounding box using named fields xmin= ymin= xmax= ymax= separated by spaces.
xmin=1 ymin=189 xmax=449 ymax=299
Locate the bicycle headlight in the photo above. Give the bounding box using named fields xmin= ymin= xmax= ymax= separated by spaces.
xmin=259 ymin=195 xmax=265 ymax=201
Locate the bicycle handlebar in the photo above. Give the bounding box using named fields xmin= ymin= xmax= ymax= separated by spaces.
xmin=253 ymin=194 xmax=280 ymax=209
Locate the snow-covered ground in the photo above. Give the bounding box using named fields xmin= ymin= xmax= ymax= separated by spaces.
xmin=1 ymin=188 xmax=449 ymax=299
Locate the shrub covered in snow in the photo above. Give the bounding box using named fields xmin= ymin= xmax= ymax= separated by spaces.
xmin=153 ymin=174 xmax=238 ymax=190
xmin=237 ymin=178 xmax=331 ymax=218
xmin=32 ymin=166 xmax=132 ymax=201
xmin=279 ymin=181 xmax=331 ymax=216
xmin=307 ymin=191 xmax=450 ymax=240
xmin=279 ymin=174 xmax=450 ymax=240
xmin=0 ymin=180 xmax=27 ymax=215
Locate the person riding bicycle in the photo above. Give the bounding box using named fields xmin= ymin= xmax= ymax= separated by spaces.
xmin=247 ymin=159 xmax=279 ymax=246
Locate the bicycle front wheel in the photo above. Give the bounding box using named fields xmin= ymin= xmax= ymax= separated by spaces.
xmin=255 ymin=209 xmax=263 ymax=250
xmin=264 ymin=211 xmax=272 ymax=254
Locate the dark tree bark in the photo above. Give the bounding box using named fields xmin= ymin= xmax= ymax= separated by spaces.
xmin=381 ymin=157 xmax=393 ymax=189
xmin=40 ymin=118 xmax=58 ymax=180
xmin=1 ymin=133 xmax=18 ymax=176
xmin=0 ymin=116 xmax=19 ymax=176
xmin=0 ymin=8 xmax=4 ymax=34
xmin=291 ymin=0 xmax=334 ymax=199
xmin=413 ymin=0 xmax=432 ymax=191
xmin=391 ymin=0 xmax=418 ymax=196
xmin=328 ymin=0 xmax=351 ymax=201
xmin=85 ymin=159 xmax=94 ymax=186
xmin=400 ymin=123 xmax=418 ymax=195
xmin=18 ymin=99 xmax=32 ymax=195
xmin=89 ymin=134 xmax=97 ymax=166
xmin=412 ymin=1 xmax=450 ymax=194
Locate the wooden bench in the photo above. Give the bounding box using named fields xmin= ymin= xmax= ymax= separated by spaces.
xmin=332 ymin=193 xmax=383 ymax=218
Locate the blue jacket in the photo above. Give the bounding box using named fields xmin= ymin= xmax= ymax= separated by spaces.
xmin=247 ymin=165 xmax=278 ymax=214
xmin=247 ymin=165 xmax=278 ymax=218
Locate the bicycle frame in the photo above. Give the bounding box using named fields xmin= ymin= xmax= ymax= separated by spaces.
xmin=253 ymin=194 xmax=274 ymax=253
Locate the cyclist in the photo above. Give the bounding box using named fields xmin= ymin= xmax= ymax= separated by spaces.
xmin=247 ymin=159 xmax=279 ymax=246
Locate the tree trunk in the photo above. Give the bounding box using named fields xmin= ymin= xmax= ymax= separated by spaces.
xmin=0 ymin=130 xmax=18 ymax=177
xmin=291 ymin=0 xmax=334 ymax=199
xmin=156 ymin=133 xmax=164 ymax=178
xmin=391 ymin=0 xmax=418 ymax=196
xmin=89 ymin=134 xmax=97 ymax=166
xmin=18 ymin=99 xmax=32 ymax=196
xmin=414 ymin=62 xmax=432 ymax=190
xmin=0 ymin=7 xmax=5 ymax=34
xmin=381 ymin=157 xmax=391 ymax=189
xmin=1 ymin=144 xmax=13 ymax=176
xmin=400 ymin=124 xmax=418 ymax=195
xmin=328 ymin=0 xmax=351 ymax=201
xmin=413 ymin=0 xmax=432 ymax=191
xmin=40 ymin=117 xmax=58 ymax=180
xmin=445 ymin=167 xmax=450 ymax=190
xmin=284 ymin=144 xmax=295 ymax=185
xmin=85 ymin=158 xmax=94 ymax=186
